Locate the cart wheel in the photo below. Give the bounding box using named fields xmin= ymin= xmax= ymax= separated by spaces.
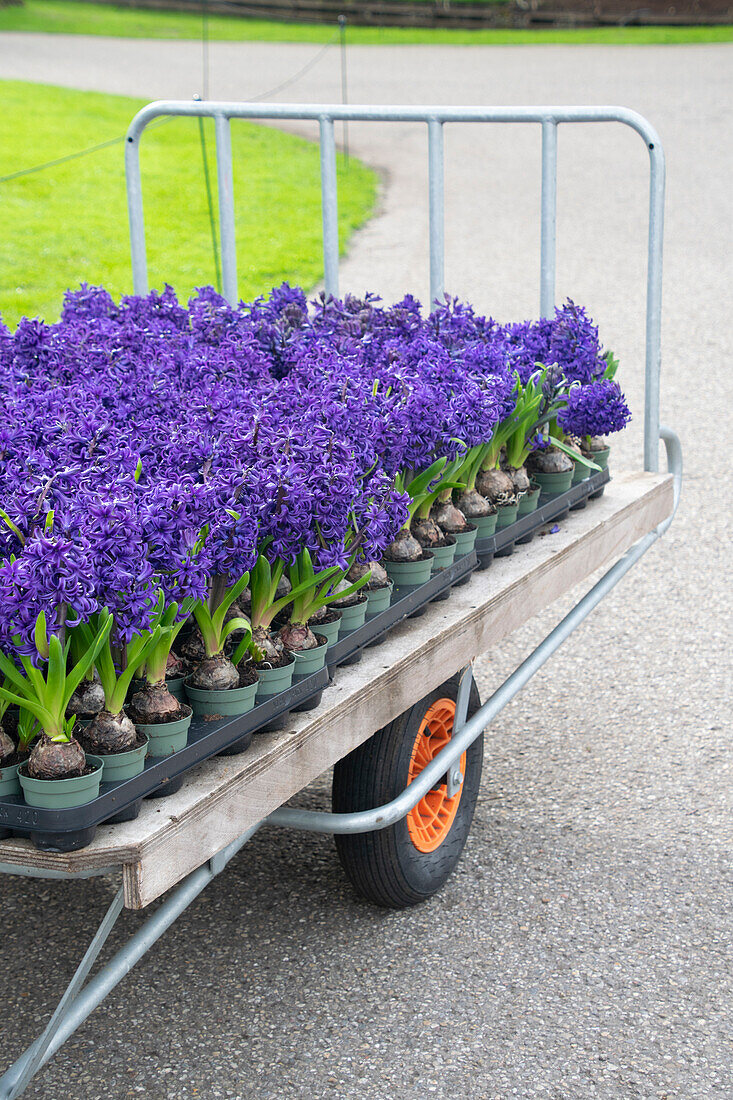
xmin=332 ymin=673 xmax=483 ymax=909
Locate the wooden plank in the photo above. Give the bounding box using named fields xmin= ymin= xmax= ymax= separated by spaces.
xmin=0 ymin=472 xmax=672 ymax=905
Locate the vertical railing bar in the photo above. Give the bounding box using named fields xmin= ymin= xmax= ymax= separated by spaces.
xmin=319 ymin=116 xmax=340 ymax=298
xmin=540 ymin=118 xmax=558 ymax=318
xmin=427 ymin=118 xmax=445 ymax=310
xmin=125 ymin=134 xmax=149 ymax=296
xmin=214 ymin=113 xmax=238 ymax=305
xmin=644 ymin=140 xmax=665 ymax=472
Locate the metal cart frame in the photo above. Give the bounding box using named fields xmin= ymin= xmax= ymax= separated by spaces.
xmin=0 ymin=102 xmax=681 ymax=1100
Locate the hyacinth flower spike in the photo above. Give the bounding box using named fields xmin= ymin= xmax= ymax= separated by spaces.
xmin=0 ymin=610 xmax=113 ymax=780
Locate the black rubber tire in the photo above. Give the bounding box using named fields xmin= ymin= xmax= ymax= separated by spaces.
xmin=332 ymin=673 xmax=483 ymax=909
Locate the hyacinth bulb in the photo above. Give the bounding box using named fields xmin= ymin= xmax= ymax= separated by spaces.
xmin=456 ymin=489 xmax=494 ymax=518
xmin=385 ymin=530 xmax=423 ymax=562
xmin=251 ymin=626 xmax=285 ymax=664
xmin=27 ymin=734 xmax=86 ymax=780
xmin=0 ymin=726 xmax=15 ymax=761
xmin=509 ymin=466 xmax=531 ymax=495
xmin=66 ymin=674 xmax=105 ymax=719
xmin=188 ymin=655 xmax=239 ymax=691
xmin=279 ymin=622 xmax=318 ymax=652
xmin=476 ymin=468 xmax=515 ymax=503
xmin=347 ymin=560 xmax=388 ymax=589
xmin=129 ymin=682 xmax=180 ymax=725
xmin=431 ymin=501 xmax=468 ymax=533
xmin=84 ymin=710 xmax=137 ymax=755
xmin=531 ymin=447 xmax=573 ymax=474
xmin=411 ymin=517 xmax=444 ymax=548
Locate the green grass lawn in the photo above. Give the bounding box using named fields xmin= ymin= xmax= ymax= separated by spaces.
xmin=0 ymin=79 xmax=377 ymax=327
xmin=0 ymin=0 xmax=731 ymax=44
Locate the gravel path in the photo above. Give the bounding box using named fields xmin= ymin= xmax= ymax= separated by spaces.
xmin=1 ymin=35 xmax=731 ymax=1100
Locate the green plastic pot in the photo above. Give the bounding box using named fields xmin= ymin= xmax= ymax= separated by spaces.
xmin=452 ymin=524 xmax=478 ymax=557
xmin=585 ymin=445 xmax=610 ymax=470
xmin=572 ymin=458 xmax=590 ymax=485
xmin=0 ymin=761 xmax=20 ymax=798
xmin=311 ymin=613 xmax=342 ymax=647
xmin=255 ymin=658 xmax=295 ymax=701
xmin=531 ymin=468 xmax=573 ymax=495
xmin=290 ymin=638 xmax=328 ymax=676
xmin=185 ymin=677 xmax=258 ymax=719
xmin=19 ymin=755 xmax=104 ymax=810
xmin=134 ymin=708 xmax=192 ymax=757
xmin=366 ymin=582 xmax=393 ymax=616
xmin=165 ymin=676 xmax=186 ymax=704
xmin=98 ymin=734 xmax=149 ymax=783
xmin=430 ymin=538 xmax=457 ymax=572
xmin=472 ymin=512 xmax=497 ymax=539
xmin=337 ymin=596 xmax=369 ymax=635
xmin=384 ymin=554 xmax=434 ymax=586
xmin=517 ymin=486 xmax=540 ymax=516
xmin=496 ymin=502 xmax=519 ymax=529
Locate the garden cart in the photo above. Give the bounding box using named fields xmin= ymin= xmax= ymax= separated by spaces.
xmin=0 ymin=101 xmax=681 ymax=1099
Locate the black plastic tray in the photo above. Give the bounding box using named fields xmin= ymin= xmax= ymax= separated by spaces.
xmin=0 ymin=473 xmax=611 ymax=851
xmin=0 ymin=664 xmax=329 ymax=847
xmin=475 ymin=468 xmax=610 ymax=568
xmin=326 ymin=549 xmax=477 ymax=672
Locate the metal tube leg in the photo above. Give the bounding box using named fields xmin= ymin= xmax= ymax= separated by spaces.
xmin=0 ymin=824 xmax=261 ymax=1099
xmin=0 ymin=887 xmax=125 ymax=1100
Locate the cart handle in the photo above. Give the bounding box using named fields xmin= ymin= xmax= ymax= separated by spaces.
xmin=126 ymin=101 xmax=665 ymax=472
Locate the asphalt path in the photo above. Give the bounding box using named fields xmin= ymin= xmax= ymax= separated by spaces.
xmin=0 ymin=35 xmax=731 ymax=1100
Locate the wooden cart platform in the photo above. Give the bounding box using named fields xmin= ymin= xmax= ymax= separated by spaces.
xmin=0 ymin=470 xmax=673 ymax=909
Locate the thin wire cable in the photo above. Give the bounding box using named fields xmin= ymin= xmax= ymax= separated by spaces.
xmin=0 ymin=32 xmax=340 ymax=186
xmin=0 ymin=134 xmax=126 ymax=184
xmin=0 ymin=117 xmax=173 ymax=185
xmin=197 ymin=116 xmax=222 ymax=293
xmin=248 ymin=31 xmax=339 ymax=101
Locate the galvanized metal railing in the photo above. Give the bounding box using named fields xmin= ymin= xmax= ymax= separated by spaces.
xmin=125 ymin=102 xmax=665 ymax=472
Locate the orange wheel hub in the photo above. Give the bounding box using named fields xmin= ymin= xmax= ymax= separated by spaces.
xmin=406 ymin=698 xmax=466 ymax=853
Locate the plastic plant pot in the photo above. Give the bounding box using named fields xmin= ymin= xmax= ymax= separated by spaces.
xmin=134 ymin=707 xmax=192 ymax=757
xmin=290 ymin=637 xmax=328 ymax=676
xmin=429 ymin=538 xmax=457 ymax=572
xmin=572 ymin=459 xmax=590 ymax=486
xmin=496 ymin=502 xmax=519 ymax=529
xmin=452 ymin=524 xmax=478 ymax=557
xmin=255 ymin=657 xmax=295 ymax=702
xmin=366 ymin=582 xmax=393 ymax=617
xmin=98 ymin=735 xmax=149 ymax=783
xmin=165 ymin=676 xmax=186 ymax=704
xmin=472 ymin=512 xmax=498 ymax=539
xmin=19 ymin=755 xmax=104 ymax=810
xmin=532 ymin=468 xmax=573 ymax=495
xmin=585 ymin=445 xmax=610 ymax=470
xmin=185 ymin=679 xmax=258 ymax=719
xmin=0 ymin=760 xmax=20 ymax=798
xmin=311 ymin=613 xmax=342 ymax=648
xmin=517 ymin=487 xmax=541 ymax=516
xmin=337 ymin=596 xmax=369 ymax=635
xmin=384 ymin=554 xmax=434 ymax=586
